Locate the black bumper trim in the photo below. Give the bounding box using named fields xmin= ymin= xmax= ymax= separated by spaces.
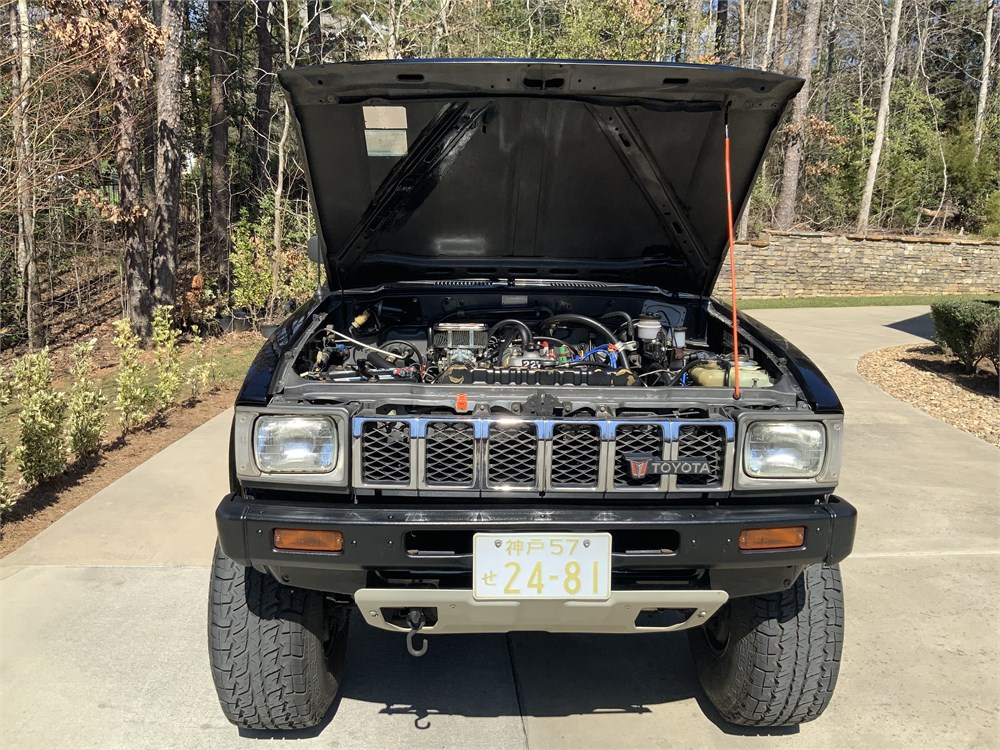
xmin=216 ymin=494 xmax=857 ymax=595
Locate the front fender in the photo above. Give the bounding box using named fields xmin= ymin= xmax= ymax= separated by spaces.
xmin=235 ymin=294 xmax=331 ymax=406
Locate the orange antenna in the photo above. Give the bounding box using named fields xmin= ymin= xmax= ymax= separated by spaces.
xmin=724 ymin=104 xmax=741 ymax=399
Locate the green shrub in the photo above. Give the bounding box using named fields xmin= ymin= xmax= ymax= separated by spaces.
xmin=11 ymin=349 xmax=68 ymax=484
xmin=151 ymin=306 xmax=181 ymax=412
xmin=113 ymin=319 xmax=152 ymax=433
xmin=11 ymin=347 xmax=54 ymax=392
xmin=67 ymin=339 xmax=107 ymax=458
xmin=230 ymin=210 xmax=273 ymax=318
xmin=0 ymin=438 xmax=17 ymax=515
xmin=981 ymin=190 xmax=1000 ymax=238
xmin=230 ymin=192 xmax=319 ymax=321
xmin=0 ymin=364 xmax=11 ymax=407
xmin=931 ymin=300 xmax=1000 ymax=373
xmin=185 ymin=328 xmax=219 ymax=399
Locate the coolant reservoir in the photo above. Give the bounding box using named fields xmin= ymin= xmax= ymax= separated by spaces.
xmin=689 ymin=359 xmax=773 ymax=388
xmin=689 ymin=360 xmax=727 ymax=386
xmin=739 ymin=361 xmax=774 ymax=388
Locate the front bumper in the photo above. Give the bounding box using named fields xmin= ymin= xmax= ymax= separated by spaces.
xmin=216 ymin=494 xmax=857 ymax=602
xmin=355 ymin=588 xmax=730 ymax=634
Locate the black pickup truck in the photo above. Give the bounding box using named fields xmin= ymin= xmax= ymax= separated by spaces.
xmin=208 ymin=59 xmax=856 ymax=732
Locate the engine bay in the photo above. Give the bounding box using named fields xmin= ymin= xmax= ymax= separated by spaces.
xmin=290 ymin=288 xmax=778 ymax=390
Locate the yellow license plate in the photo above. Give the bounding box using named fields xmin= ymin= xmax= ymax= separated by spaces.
xmin=472 ymin=532 xmax=612 ymax=600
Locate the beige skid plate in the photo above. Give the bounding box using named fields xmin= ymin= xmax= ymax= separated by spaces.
xmin=354 ymin=589 xmax=729 ymax=634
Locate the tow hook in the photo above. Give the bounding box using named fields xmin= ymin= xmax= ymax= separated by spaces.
xmin=405 ymin=609 xmax=428 ymax=657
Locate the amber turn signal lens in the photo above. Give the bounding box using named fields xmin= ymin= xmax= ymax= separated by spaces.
xmin=738 ymin=526 xmax=805 ymax=551
xmin=273 ymin=528 xmax=344 ymax=552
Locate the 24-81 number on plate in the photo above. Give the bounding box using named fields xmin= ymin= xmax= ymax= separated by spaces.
xmin=472 ymin=533 xmax=612 ymax=600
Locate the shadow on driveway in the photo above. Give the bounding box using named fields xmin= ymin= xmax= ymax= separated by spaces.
xmin=250 ymin=611 xmax=801 ymax=739
xmin=884 ymin=312 xmax=934 ymax=340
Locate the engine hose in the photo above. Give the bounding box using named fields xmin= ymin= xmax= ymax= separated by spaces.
xmin=366 ymin=351 xmax=393 ymax=369
xmin=488 ymin=319 xmax=532 ymax=348
xmin=668 ymin=358 xmax=701 ymax=386
xmin=600 ymin=311 xmax=634 ymax=339
xmin=380 ymin=339 xmax=425 ymax=369
xmin=540 ymin=314 xmax=629 ymax=370
xmin=325 ymin=328 xmax=403 ymax=362
xmin=540 ymin=314 xmax=619 ymax=345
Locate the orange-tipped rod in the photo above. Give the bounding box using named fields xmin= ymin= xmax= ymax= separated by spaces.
xmin=723 ymin=110 xmax=741 ymax=399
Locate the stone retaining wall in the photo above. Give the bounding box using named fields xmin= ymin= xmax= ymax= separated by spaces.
xmin=712 ymin=231 xmax=1000 ymax=298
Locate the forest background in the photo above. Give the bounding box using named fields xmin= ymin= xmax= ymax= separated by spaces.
xmin=2 ymin=0 xmax=998 ymax=347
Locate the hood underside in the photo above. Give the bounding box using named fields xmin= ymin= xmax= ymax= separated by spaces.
xmin=279 ymin=60 xmax=802 ymax=296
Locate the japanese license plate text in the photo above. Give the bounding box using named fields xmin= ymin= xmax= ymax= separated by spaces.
xmin=472 ymin=533 xmax=612 ymax=600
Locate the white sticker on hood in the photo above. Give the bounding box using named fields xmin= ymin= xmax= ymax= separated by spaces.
xmin=363 ymin=106 xmax=407 ymax=130
xmin=364 ymin=129 xmax=408 ymax=157
xmin=363 ymin=106 xmax=407 ymax=157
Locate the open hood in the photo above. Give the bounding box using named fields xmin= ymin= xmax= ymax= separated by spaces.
xmin=278 ymin=60 xmax=802 ymax=296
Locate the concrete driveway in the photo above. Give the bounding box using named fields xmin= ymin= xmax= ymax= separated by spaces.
xmin=2 ymin=306 xmax=998 ymax=750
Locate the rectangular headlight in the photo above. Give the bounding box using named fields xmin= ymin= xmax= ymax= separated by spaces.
xmin=254 ymin=416 xmax=337 ymax=474
xmin=744 ymin=421 xmax=825 ymax=479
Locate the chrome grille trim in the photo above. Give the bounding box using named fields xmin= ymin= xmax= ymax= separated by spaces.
xmin=352 ymin=417 xmax=735 ymax=492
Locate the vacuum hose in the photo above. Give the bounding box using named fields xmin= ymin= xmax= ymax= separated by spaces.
xmin=540 ymin=314 xmax=619 ymax=345
xmin=488 ymin=319 xmax=533 ymax=348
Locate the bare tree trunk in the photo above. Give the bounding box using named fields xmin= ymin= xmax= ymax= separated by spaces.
xmin=856 ymin=0 xmax=903 ymax=233
xmin=188 ymin=59 xmax=206 ymax=274
xmin=910 ymin=5 xmax=948 ymax=232
xmin=10 ymin=0 xmax=42 ymax=348
xmin=685 ymin=0 xmax=702 ymax=62
xmin=306 ymin=0 xmax=323 ymax=63
xmin=737 ymin=0 xmax=746 ymax=63
xmin=777 ymin=0 xmax=788 ymax=70
xmin=152 ymin=0 xmax=185 ymax=308
xmin=973 ymin=0 xmax=995 ymax=160
xmin=268 ymin=0 xmax=293 ymax=321
xmin=763 ymin=0 xmax=778 ymax=69
xmin=821 ymin=0 xmax=838 ymax=119
xmin=252 ymin=1 xmax=274 ymax=198
xmin=208 ymin=0 xmax=231 ymax=287
xmin=193 ymin=171 xmax=202 ymax=275
xmin=116 ymin=92 xmax=152 ymax=337
xmin=385 ymin=0 xmax=400 ymax=58
xmin=717 ymin=0 xmax=729 ymax=61
xmin=430 ymin=0 xmax=452 ymax=56
xmin=774 ymin=0 xmax=823 ymax=229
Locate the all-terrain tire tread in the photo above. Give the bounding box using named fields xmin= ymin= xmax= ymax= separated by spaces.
xmin=690 ymin=563 xmax=844 ymax=727
xmin=208 ymin=543 xmax=342 ymax=730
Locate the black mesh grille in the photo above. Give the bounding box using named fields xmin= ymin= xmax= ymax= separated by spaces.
xmin=361 ymin=421 xmax=410 ymax=484
xmin=355 ymin=417 xmax=728 ymax=493
xmin=614 ymin=424 xmax=663 ymax=487
xmin=551 ymin=424 xmax=601 ymax=486
xmin=487 ymin=424 xmax=537 ymax=486
xmin=677 ymin=424 xmax=724 ymax=486
xmin=425 ymin=422 xmax=475 ymax=485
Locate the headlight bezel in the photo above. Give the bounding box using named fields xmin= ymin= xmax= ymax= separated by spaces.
xmin=735 ymin=413 xmax=843 ymax=490
xmin=234 ymin=406 xmax=349 ymax=487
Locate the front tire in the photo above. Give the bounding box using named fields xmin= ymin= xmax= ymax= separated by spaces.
xmin=208 ymin=543 xmax=349 ymax=730
xmin=689 ymin=563 xmax=844 ymax=727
